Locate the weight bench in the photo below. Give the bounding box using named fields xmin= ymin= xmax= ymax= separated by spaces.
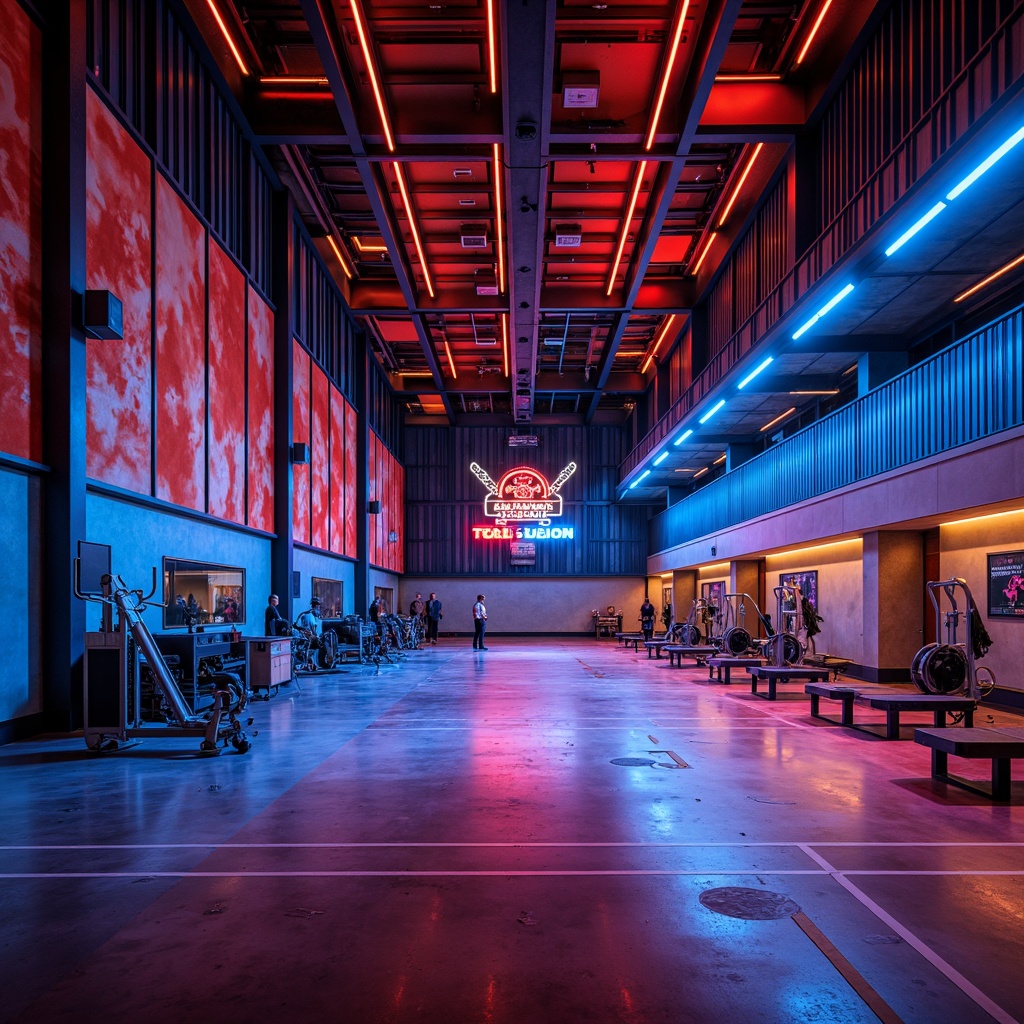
xmin=801 ymin=654 xmax=853 ymax=682
xmin=914 ymin=726 xmax=1024 ymax=801
xmin=665 ymin=645 xmax=717 ymax=668
xmin=707 ymin=656 xmax=764 ymax=684
xmin=644 ymin=639 xmax=675 ymax=659
xmin=616 ymin=632 xmax=645 ymax=651
xmin=856 ymin=693 xmax=975 ymax=740
xmin=749 ymin=665 xmax=830 ymax=700
xmin=805 ymin=683 xmax=902 ymax=726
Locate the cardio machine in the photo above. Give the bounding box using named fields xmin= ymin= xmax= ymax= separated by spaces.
xmin=715 ymin=592 xmax=773 ymax=656
xmin=76 ymin=564 xmax=254 ymax=755
xmin=765 ymin=585 xmax=804 ymax=667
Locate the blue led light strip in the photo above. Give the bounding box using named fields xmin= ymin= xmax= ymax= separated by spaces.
xmin=884 ymin=201 xmax=946 ymax=257
xmin=791 ymin=283 xmax=855 ymax=340
xmin=737 ymin=356 xmax=773 ymax=389
xmin=629 ymin=469 xmax=651 ymax=490
xmin=698 ymin=399 xmax=726 ymax=424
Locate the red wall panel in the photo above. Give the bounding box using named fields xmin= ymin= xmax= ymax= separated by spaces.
xmin=291 ymin=341 xmax=310 ymax=544
xmin=329 ymin=386 xmax=346 ymax=555
xmin=246 ymin=288 xmax=274 ymax=532
xmin=0 ymin=1 xmax=42 ymax=462
xmin=344 ymin=400 xmax=357 ymax=557
xmin=155 ymin=175 xmax=205 ymax=510
xmin=207 ymin=240 xmax=246 ymax=523
xmin=310 ymin=365 xmax=330 ymax=550
xmin=368 ymin=431 xmax=379 ymax=566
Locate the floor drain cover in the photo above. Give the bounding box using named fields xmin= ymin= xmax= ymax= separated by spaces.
xmin=610 ymin=757 xmax=656 ymax=767
xmin=699 ymin=887 xmax=800 ymax=920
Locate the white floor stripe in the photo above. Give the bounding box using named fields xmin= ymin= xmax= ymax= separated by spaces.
xmin=799 ymin=844 xmax=1022 ymax=1024
xmin=3 ymin=841 xmax=1022 ymax=850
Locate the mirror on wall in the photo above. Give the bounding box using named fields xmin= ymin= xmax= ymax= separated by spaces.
xmin=162 ymin=557 xmax=246 ymax=630
xmin=312 ymin=577 xmax=343 ymax=618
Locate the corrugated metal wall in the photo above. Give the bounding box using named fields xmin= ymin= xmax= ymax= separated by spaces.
xmin=405 ymin=425 xmax=648 ymax=576
xmin=650 ymin=303 xmax=1024 ymax=554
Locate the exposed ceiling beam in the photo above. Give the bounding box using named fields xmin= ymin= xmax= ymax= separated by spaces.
xmin=792 ymin=334 xmax=913 ymax=353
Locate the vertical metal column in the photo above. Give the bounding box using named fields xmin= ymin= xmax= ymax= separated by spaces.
xmin=354 ymin=330 xmax=370 ymax=616
xmin=271 ymin=192 xmax=296 ymax=624
xmin=42 ymin=1 xmax=88 ymax=730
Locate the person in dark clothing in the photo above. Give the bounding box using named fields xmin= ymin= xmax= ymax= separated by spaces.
xmin=425 ymin=592 xmax=442 ymax=644
xmin=472 ymin=594 xmax=488 ymax=650
xmin=639 ymin=598 xmax=656 ymax=642
xmin=410 ymin=593 xmax=425 ymax=619
xmin=265 ymin=594 xmax=287 ymax=636
xmin=369 ymin=596 xmax=382 ymax=629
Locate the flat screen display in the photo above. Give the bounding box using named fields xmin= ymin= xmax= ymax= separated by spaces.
xmin=987 ymin=551 xmax=1024 ymax=618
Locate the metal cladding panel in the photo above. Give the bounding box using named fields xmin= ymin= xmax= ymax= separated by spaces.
xmin=404 ymin=425 xmax=647 ymax=575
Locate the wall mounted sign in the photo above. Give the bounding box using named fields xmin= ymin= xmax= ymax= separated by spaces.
xmin=988 ymin=550 xmax=1024 ymax=617
xmin=470 ymin=461 xmax=576 ymax=522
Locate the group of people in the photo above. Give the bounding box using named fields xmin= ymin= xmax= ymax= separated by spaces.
xmin=398 ymin=592 xmax=444 ymax=644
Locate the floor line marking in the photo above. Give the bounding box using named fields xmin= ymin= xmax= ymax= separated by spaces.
xmin=0 ymin=869 xmax=839 ymax=879
xmin=798 ymin=844 xmax=1022 ymax=1024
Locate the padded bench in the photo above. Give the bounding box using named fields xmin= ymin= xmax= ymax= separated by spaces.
xmin=707 ymin=656 xmax=764 ymax=684
xmin=805 ymin=684 xmax=975 ymax=737
xmin=665 ymin=645 xmax=717 ymax=668
xmin=915 ymin=726 xmax=1024 ymax=801
xmin=801 ymin=654 xmax=854 ymax=682
xmin=615 ymin=632 xmax=645 ymax=651
xmin=749 ymin=665 xmax=830 ymax=700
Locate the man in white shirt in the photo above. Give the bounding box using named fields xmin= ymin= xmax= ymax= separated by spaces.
xmin=472 ymin=594 xmax=488 ymax=650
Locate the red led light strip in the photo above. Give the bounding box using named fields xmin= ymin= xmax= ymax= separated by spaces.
xmin=690 ymin=232 xmax=716 ymax=276
xmin=349 ymin=0 xmax=395 ymax=151
xmin=206 ymin=0 xmax=248 ymax=75
xmin=493 ymin=144 xmax=505 ymax=293
xmin=443 ymin=335 xmax=457 ymax=379
xmin=794 ymin=0 xmax=834 ymax=66
xmin=640 ymin=314 xmax=677 ymax=374
xmin=326 ymin=235 xmax=354 ymax=280
xmin=501 ymin=314 xmax=509 ymax=378
xmin=486 ymin=0 xmax=497 ymax=94
xmin=717 ymin=142 xmax=764 ymax=228
xmin=606 ymin=161 xmax=648 ymax=296
xmin=393 ymin=162 xmax=435 ymax=298
xmin=644 ymin=0 xmax=691 ymax=150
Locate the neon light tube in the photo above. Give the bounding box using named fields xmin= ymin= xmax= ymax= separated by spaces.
xmin=501 ymin=314 xmax=509 ymax=377
xmin=691 ymin=232 xmax=716 ymax=276
xmin=717 ymin=142 xmax=764 ymax=228
xmin=946 ymin=126 xmax=1024 ymax=201
xmin=653 ymin=451 xmax=669 ymax=466
xmin=493 ymin=144 xmax=505 ymax=293
xmin=760 ymin=407 xmax=796 ymax=432
xmin=629 ymin=469 xmax=651 ymax=489
xmin=606 ymin=161 xmax=648 ymax=296
xmin=713 ymin=454 xmax=726 ymax=465
xmin=692 ymin=466 xmax=708 ymax=479
xmin=644 ymin=0 xmax=691 ymax=150
xmin=640 ymin=314 xmax=677 ymax=373
xmin=794 ymin=0 xmax=834 ymax=66
xmin=393 ymin=162 xmax=435 ymax=298
xmin=954 ymin=250 xmax=1024 ymax=303
xmin=486 ymin=0 xmax=497 ymax=94
xmin=884 ymin=202 xmax=946 ymax=257
xmin=326 ymin=235 xmax=354 ymax=280
xmin=443 ymin=336 xmax=457 ymax=378
xmin=737 ymin=355 xmax=773 ymax=389
xmin=350 ymin=0 xmax=395 ymax=151
xmin=206 ymin=0 xmax=249 ymax=75
xmin=698 ymin=399 xmax=725 ymax=424
xmin=674 ymin=428 xmax=693 ymax=446
xmin=791 ymin=283 xmax=855 ymax=339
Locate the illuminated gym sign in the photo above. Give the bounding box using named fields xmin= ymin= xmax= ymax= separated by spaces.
xmin=469 ymin=461 xmax=577 ymax=542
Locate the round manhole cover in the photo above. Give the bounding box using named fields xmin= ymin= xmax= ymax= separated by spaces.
xmin=610 ymin=757 xmax=656 ymax=767
xmin=699 ymin=887 xmax=800 ymax=920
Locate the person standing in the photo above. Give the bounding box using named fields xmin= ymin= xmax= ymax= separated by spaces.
xmin=426 ymin=592 xmax=442 ymax=644
xmin=639 ymin=597 xmax=656 ymax=642
xmin=409 ymin=593 xmax=425 ymax=619
xmin=472 ymin=594 xmax=488 ymax=650
xmin=265 ymin=593 xmax=287 ymax=636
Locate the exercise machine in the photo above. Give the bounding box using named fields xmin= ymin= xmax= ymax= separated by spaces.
xmin=716 ymin=593 xmax=773 ymax=656
xmin=911 ymin=578 xmax=995 ymax=700
xmin=766 ymin=586 xmax=804 ymax=667
xmin=678 ymin=598 xmax=716 ymax=646
xmin=76 ymin=565 xmax=254 ymax=754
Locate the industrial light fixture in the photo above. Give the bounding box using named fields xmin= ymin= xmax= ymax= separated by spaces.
xmin=640 ymin=314 xmax=678 ymax=374
xmin=714 ymin=73 xmax=782 ymax=82
xmin=206 ymin=0 xmax=249 ymax=75
xmin=629 ymin=469 xmax=652 ymax=489
xmin=644 ymin=0 xmax=691 ymax=150
xmin=954 ymin=250 xmax=1024 ymax=303
xmin=501 ymin=313 xmax=509 ymax=377
xmin=259 ymin=76 xmax=328 ymax=85
xmin=606 ymin=161 xmax=648 ymax=296
xmin=790 ymin=389 xmax=839 ymax=395
xmin=493 ymin=144 xmax=506 ymax=292
xmin=326 ymin=235 xmax=354 ymax=280
xmin=945 ymin=125 xmax=1024 ymax=200
xmin=791 ymin=283 xmax=855 ymax=339
xmin=352 ymin=236 xmax=388 ymax=253
xmin=713 ymin=454 xmax=726 ymax=465
xmin=793 ymin=0 xmax=834 ymax=66
xmin=486 ymin=0 xmax=498 ymax=94
xmin=692 ymin=466 xmax=709 ymax=479
xmin=717 ymin=142 xmax=764 ymax=228
xmin=350 ymin=0 xmax=395 ymax=151
xmin=698 ymin=398 xmax=725 ymax=424
xmin=653 ymin=451 xmax=669 ymax=466
xmin=673 ymin=428 xmax=694 ymax=446
xmin=884 ymin=201 xmax=946 ymax=257
xmin=443 ymin=335 xmax=457 ymax=378
xmin=736 ymin=355 xmax=773 ymax=389
xmin=760 ymin=407 xmax=796 ymax=432
xmin=393 ymin=162 xmax=435 ymax=298
xmin=690 ymin=232 xmax=716 ymax=276
xmin=395 ymin=370 xmax=434 ymax=377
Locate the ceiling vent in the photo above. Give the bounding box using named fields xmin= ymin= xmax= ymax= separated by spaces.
xmin=554 ymin=224 xmax=582 ymax=247
xmin=562 ymin=71 xmax=600 ymax=108
xmin=474 ymin=270 xmax=499 ymax=296
xmin=460 ymin=224 xmax=488 ymax=248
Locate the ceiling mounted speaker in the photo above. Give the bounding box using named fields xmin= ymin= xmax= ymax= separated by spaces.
xmin=562 ymin=71 xmax=600 ymax=108
xmin=460 ymin=224 xmax=488 ymax=248
xmin=555 ymin=224 xmax=582 ymax=247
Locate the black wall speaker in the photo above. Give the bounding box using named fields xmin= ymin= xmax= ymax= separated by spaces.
xmin=368 ymin=500 xmax=382 ymax=514
xmin=290 ymin=442 xmax=310 ymax=464
xmin=83 ymin=290 xmax=124 ymax=340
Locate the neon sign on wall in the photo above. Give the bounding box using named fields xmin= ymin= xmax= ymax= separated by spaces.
xmin=470 ymin=461 xmax=577 ymax=539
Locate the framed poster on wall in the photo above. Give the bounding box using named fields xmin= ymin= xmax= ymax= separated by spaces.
xmin=779 ymin=571 xmax=818 ymax=611
xmin=701 ymin=581 xmax=724 ymax=611
xmin=987 ymin=550 xmax=1024 ymax=618
xmin=312 ymin=577 xmax=343 ymax=618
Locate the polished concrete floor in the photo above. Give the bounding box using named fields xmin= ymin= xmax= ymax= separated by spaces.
xmin=2 ymin=637 xmax=1022 ymax=1024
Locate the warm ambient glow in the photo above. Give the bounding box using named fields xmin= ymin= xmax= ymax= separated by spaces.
xmin=501 ymin=314 xmax=509 ymax=377
xmin=766 ymin=538 xmax=861 ymax=562
xmin=644 ymin=0 xmax=691 ymax=150
xmin=395 ymin=371 xmax=434 ymax=377
xmin=940 ymin=507 xmax=1024 ymax=528
xmin=712 ymin=454 xmax=726 ymax=465
xmin=691 ymin=232 xmax=716 ymax=276
xmin=259 ymin=76 xmax=328 ymax=85
xmin=352 ymin=237 xmax=388 ymax=253
xmin=954 ymin=251 xmax=1024 ymax=303
xmin=493 ymin=145 xmax=506 ymax=293
xmin=606 ymin=161 xmax=648 ymax=296
xmin=206 ymin=0 xmax=249 ymax=75
xmin=443 ymin=335 xmax=457 ymax=378
xmin=393 ymin=162 xmax=435 ymax=298
xmin=350 ymin=0 xmax=395 ymax=151
xmin=692 ymin=466 xmax=709 ymax=479
xmin=717 ymin=142 xmax=764 ymax=228
xmin=641 ymin=314 xmax=678 ymax=373
xmin=790 ymin=390 xmax=838 ymax=395
xmin=760 ymin=407 xmax=796 ymax=432
xmin=326 ymin=235 xmax=354 ymax=279
xmin=486 ymin=0 xmax=498 ymax=94
xmin=794 ymin=0 xmax=834 ymax=66
xmin=714 ymin=73 xmax=782 ymax=82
